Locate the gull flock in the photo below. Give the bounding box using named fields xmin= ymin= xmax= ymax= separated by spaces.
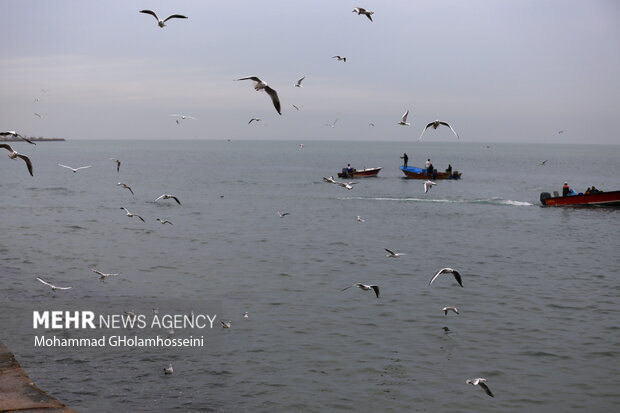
xmin=3 ymin=6 xmax=500 ymax=401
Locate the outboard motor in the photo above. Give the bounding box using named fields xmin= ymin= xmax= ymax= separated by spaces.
xmin=540 ymin=192 xmax=551 ymax=206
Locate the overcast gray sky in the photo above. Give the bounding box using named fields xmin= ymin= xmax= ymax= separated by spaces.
xmin=1 ymin=0 xmax=618 ymax=143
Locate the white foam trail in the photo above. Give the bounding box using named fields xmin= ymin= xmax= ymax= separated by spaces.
xmin=339 ymin=196 xmax=534 ymax=206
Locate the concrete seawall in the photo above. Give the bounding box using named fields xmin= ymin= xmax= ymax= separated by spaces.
xmin=0 ymin=341 xmax=74 ymax=412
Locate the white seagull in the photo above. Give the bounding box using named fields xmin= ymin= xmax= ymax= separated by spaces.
xmin=91 ymin=268 xmax=120 ymax=282
xmin=322 ymin=176 xmax=336 ymax=183
xmin=164 ymin=363 xmax=174 ymax=374
xmin=277 ymin=211 xmax=290 ymax=218
xmin=341 ymin=283 xmax=380 ymax=298
xmin=0 ymin=144 xmax=33 ymax=176
xmin=326 ymin=119 xmax=338 ymax=128
xmin=332 ymin=55 xmax=346 ymax=62
xmin=248 ymin=118 xmax=262 ymax=124
xmin=242 ymin=312 xmax=249 ymax=319
xmin=356 ymin=216 xmax=365 ymax=222
xmin=58 ymin=164 xmax=92 ymax=173
xmin=117 ymin=182 xmax=134 ymax=195
xmin=443 ymin=306 xmax=459 ymax=315
xmin=424 ymin=180 xmax=436 ymax=193
xmin=0 ymin=131 xmax=36 ymax=145
xmin=36 ymin=277 xmax=72 ymax=292
xmin=221 ymin=320 xmax=231 ymax=329
xmin=385 ymin=248 xmax=405 ymax=258
xmin=294 ymin=76 xmax=306 ymax=87
xmin=156 ymin=218 xmax=173 ymax=225
xmin=139 ymin=10 xmax=188 ymax=28
xmin=110 ymin=158 xmax=121 ymax=173
xmin=155 ymin=194 xmax=181 ymax=205
xmin=352 ymin=7 xmax=374 ymax=21
xmin=397 ymin=109 xmax=410 ymax=126
xmin=429 ymin=268 xmax=463 ymax=287
xmin=419 ymin=120 xmax=460 ymax=140
xmin=34 ymin=113 xmax=43 ymax=119
xmin=236 ymin=76 xmax=282 ymax=115
xmin=169 ymin=114 xmax=197 ymax=125
xmin=466 ymin=378 xmax=494 ymax=397
xmin=337 ymin=181 xmax=357 ymax=190
xmin=120 ymin=207 xmax=145 ymax=222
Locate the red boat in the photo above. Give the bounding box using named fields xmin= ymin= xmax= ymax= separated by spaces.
xmin=337 ymin=167 xmax=382 ymax=179
xmin=540 ymin=190 xmax=620 ymax=207
xmin=399 ymin=165 xmax=461 ymax=180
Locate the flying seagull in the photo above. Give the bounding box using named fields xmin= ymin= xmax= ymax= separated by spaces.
xmin=120 ymin=207 xmax=145 ymax=222
xmin=341 ymin=283 xmax=380 ymax=298
xmin=336 ymin=181 xmax=357 ymax=190
xmin=248 ymin=118 xmax=262 ymax=124
xmin=539 ymin=160 xmax=548 ymax=166
xmin=292 ymin=104 xmax=303 ymax=111
xmin=352 ymin=7 xmax=374 ymax=21
xmin=322 ymin=176 xmax=336 ymax=183
xmin=236 ymin=76 xmax=282 ymax=115
xmin=356 ymin=216 xmax=365 ymax=222
xmin=221 ymin=320 xmax=231 ymax=328
xmin=0 ymin=144 xmax=33 ymax=176
xmin=139 ymin=10 xmax=188 ymax=28
xmin=58 ymin=164 xmax=92 ymax=173
xmin=332 ymin=55 xmax=346 ymax=62
xmin=0 ymin=131 xmax=35 ymax=145
xmin=169 ymin=114 xmax=196 ymax=125
xmin=385 ymin=248 xmax=405 ymax=258
xmin=34 ymin=113 xmax=43 ymax=119
xmin=110 ymin=158 xmax=121 ymax=172
xmin=155 ymin=194 xmax=181 ymax=205
xmin=466 ymin=378 xmax=494 ymax=397
xmin=91 ymin=268 xmax=120 ymax=282
xmin=164 ymin=363 xmax=174 ymax=374
xmin=36 ymin=277 xmax=72 ymax=292
xmin=156 ymin=218 xmax=173 ymax=225
xmin=429 ymin=268 xmax=463 ymax=287
xmin=419 ymin=120 xmax=460 ymax=140
xmin=443 ymin=306 xmax=459 ymax=315
xmin=117 ymin=182 xmax=134 ymax=195
xmin=326 ymin=119 xmax=338 ymax=128
xmin=277 ymin=211 xmax=290 ymax=218
xmin=294 ymin=76 xmax=306 ymax=88
xmin=397 ymin=109 xmax=410 ymax=126
xmin=424 ymin=180 xmax=436 ymax=193
xmin=242 ymin=312 xmax=249 ymax=319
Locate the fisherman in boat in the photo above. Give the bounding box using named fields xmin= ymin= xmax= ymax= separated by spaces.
xmin=446 ymin=164 xmax=452 ymax=174
xmin=400 ymin=153 xmax=408 ymax=168
xmin=425 ymin=159 xmax=434 ymax=177
xmin=562 ymin=182 xmax=570 ymax=196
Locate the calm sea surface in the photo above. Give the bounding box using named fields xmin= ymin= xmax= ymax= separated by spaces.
xmin=1 ymin=140 xmax=619 ymax=412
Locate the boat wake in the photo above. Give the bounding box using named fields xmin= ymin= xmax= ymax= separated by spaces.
xmin=339 ymin=196 xmax=534 ymax=206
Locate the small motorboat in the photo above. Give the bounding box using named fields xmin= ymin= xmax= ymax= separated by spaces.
xmin=540 ymin=190 xmax=620 ymax=207
xmin=337 ymin=166 xmax=382 ymax=179
xmin=400 ymin=165 xmax=461 ymax=180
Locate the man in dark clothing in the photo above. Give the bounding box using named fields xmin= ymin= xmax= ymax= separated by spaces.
xmin=562 ymin=182 xmax=570 ymax=196
xmin=400 ymin=153 xmax=408 ymax=168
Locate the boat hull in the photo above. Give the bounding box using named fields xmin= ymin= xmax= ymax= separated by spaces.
xmin=400 ymin=165 xmax=461 ymax=180
xmin=337 ymin=167 xmax=382 ymax=178
xmin=540 ymin=190 xmax=620 ymax=207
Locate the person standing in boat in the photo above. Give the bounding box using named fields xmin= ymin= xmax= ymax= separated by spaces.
xmin=400 ymin=153 xmax=408 ymax=168
xmin=562 ymin=182 xmax=570 ymax=196
xmin=425 ymin=159 xmax=434 ymax=176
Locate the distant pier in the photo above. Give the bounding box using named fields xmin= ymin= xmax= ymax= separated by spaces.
xmin=0 ymin=340 xmax=74 ymax=412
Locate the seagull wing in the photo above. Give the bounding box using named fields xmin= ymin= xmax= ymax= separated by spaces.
xmin=171 ymin=196 xmax=181 ymax=205
xmin=126 ymin=186 xmax=134 ymax=195
xmin=36 ymin=277 xmax=54 ymax=288
xmin=419 ymin=123 xmax=433 ymax=140
xmin=17 ymin=154 xmax=33 ymax=176
xmin=452 ymin=270 xmax=463 ymax=287
xmin=135 ymin=214 xmax=146 ymax=223
xmin=57 ymin=164 xmax=75 ymax=171
xmin=163 ymin=14 xmax=188 ymax=22
xmin=479 ymin=382 xmax=494 ymax=397
xmin=384 ymin=248 xmax=396 ymax=256
xmin=296 ymin=76 xmax=305 ymax=86
xmin=19 ymin=136 xmax=36 ymax=145
xmin=139 ymin=10 xmax=160 ymax=21
xmin=401 ymin=110 xmax=409 ymax=123
xmin=340 ymin=284 xmax=356 ymax=291
xmin=264 ymin=85 xmax=282 ymax=115
xmin=428 ymin=268 xmax=447 ymax=285
xmin=236 ymin=76 xmax=262 ymax=83
xmin=0 ymin=143 xmax=14 ymax=152
xmin=370 ymin=285 xmax=380 ymax=298
xmin=55 ymin=285 xmax=72 ymax=290
xmin=91 ymin=269 xmax=104 ymax=276
xmin=154 ymin=195 xmax=165 ymax=201
xmin=366 ymin=12 xmax=373 ymax=22
xmin=76 ymin=166 xmax=92 ymax=170
xmin=439 ymin=122 xmax=460 ymax=139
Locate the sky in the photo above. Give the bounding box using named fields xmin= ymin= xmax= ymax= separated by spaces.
xmin=1 ymin=0 xmax=618 ymax=143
